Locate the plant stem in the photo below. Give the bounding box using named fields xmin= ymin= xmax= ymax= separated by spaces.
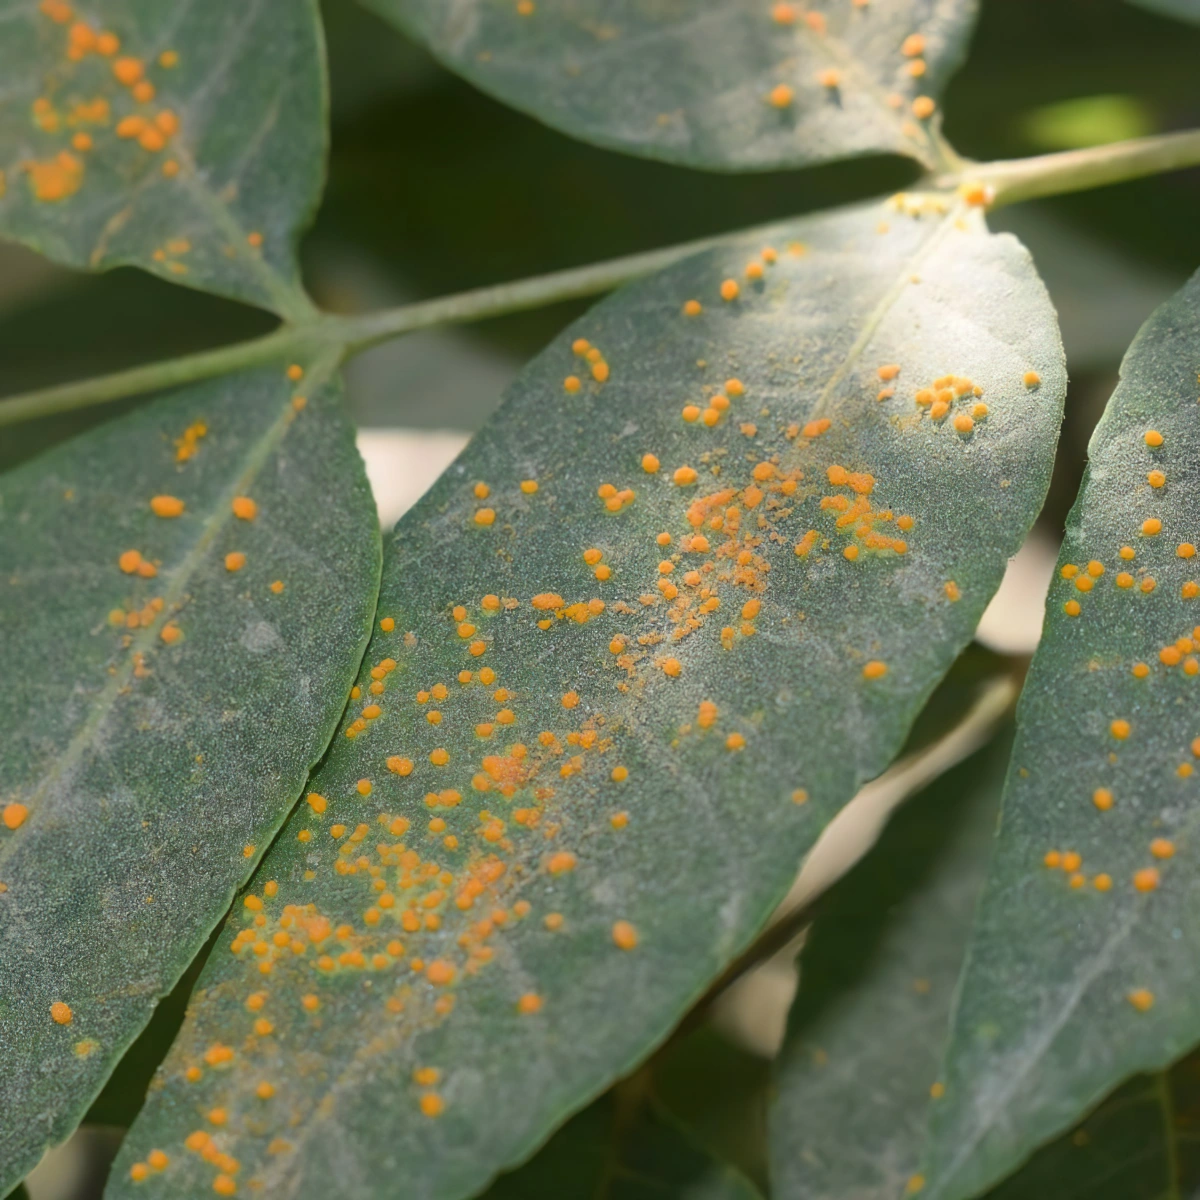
xmin=975 ymin=128 xmax=1200 ymax=209
xmin=4 ymin=127 xmax=1200 ymax=431
xmin=0 ymin=222 xmax=784 ymax=429
xmin=324 ymin=227 xmax=770 ymax=354
xmin=0 ymin=325 xmax=324 ymax=429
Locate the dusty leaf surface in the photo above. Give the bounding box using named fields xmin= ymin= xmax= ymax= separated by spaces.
xmin=0 ymin=0 xmax=326 ymax=316
xmin=0 ymin=365 xmax=380 ymax=1194
xmin=111 ymin=198 xmax=1063 ymax=1200
xmin=920 ymin=268 xmax=1200 ymax=1200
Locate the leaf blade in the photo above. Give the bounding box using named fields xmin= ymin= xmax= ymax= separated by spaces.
xmin=985 ymin=1071 xmax=1174 ymax=1200
xmin=0 ymin=0 xmax=326 ymax=316
xmin=110 ymin=199 xmax=1064 ymax=1200
xmin=0 ymin=365 xmax=380 ymax=1193
xmin=919 ymin=267 xmax=1200 ymax=1200
xmin=365 ymin=0 xmax=978 ymax=171
xmin=769 ymin=713 xmax=1195 ymax=1200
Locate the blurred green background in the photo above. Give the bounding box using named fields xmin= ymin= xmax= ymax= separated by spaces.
xmin=4 ymin=1 xmax=1200 ymax=1195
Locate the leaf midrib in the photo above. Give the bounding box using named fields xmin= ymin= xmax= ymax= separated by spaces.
xmin=1156 ymin=1070 xmax=1181 ymax=1200
xmin=812 ymin=200 xmax=965 ymax=420
xmin=930 ymin=901 xmax=1142 ymax=1196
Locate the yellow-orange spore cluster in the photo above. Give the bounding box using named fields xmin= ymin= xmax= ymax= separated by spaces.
xmin=174 ymin=421 xmax=208 ymax=462
xmin=596 ymin=482 xmax=636 ymax=514
xmin=680 ymin=378 xmax=746 ymax=431
xmin=820 ymin=464 xmax=910 ymax=558
xmin=139 ymin=231 xmax=1017 ymax=1182
xmin=27 ymin=4 xmax=187 ymax=203
xmin=568 ymin=337 xmax=611 ymax=385
xmin=1035 ymin=416 xmax=1200 ymax=1017
xmin=906 ymin=372 xmax=985 ymax=434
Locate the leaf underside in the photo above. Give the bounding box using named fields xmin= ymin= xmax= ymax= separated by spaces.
xmin=111 ymin=198 xmax=1063 ymax=1200
xmin=0 ymin=366 xmax=380 ymax=1195
xmin=0 ymin=0 xmax=326 ymax=316
xmin=920 ymin=267 xmax=1200 ymax=1200
xmin=365 ymin=0 xmax=978 ymax=171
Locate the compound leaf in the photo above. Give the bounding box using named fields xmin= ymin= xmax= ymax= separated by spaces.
xmin=0 ymin=0 xmax=326 ymax=317
xmin=919 ymin=267 xmax=1200 ymax=1199
xmin=110 ymin=197 xmax=1063 ymax=1200
xmin=365 ymin=0 xmax=978 ymax=171
xmin=0 ymin=365 xmax=380 ymax=1195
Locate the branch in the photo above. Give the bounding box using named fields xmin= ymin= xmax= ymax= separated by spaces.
xmin=0 ymin=325 xmax=319 ymax=429
xmin=971 ymin=128 xmax=1200 ymax=209
xmin=325 ymin=227 xmax=783 ymax=353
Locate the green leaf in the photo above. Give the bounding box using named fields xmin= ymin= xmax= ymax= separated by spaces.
xmin=0 ymin=0 xmax=326 ymax=318
xmin=770 ymin=726 xmax=1010 ymax=1200
xmin=775 ymin=778 xmax=1200 ymax=1200
xmin=364 ymin=0 xmax=977 ymax=171
xmin=0 ymin=364 xmax=380 ymax=1195
xmin=481 ymin=1093 xmax=762 ymax=1200
xmin=84 ymin=927 xmax=218 ymax=1130
xmin=109 ymin=198 xmax=1064 ymax=1200
xmin=770 ymin=708 xmax=1200 ymax=1200
xmin=918 ymin=267 xmax=1200 ymax=1200
xmin=1127 ymin=0 xmax=1200 ymax=24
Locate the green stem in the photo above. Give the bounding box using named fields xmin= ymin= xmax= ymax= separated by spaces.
xmin=0 ymin=325 xmax=324 ymax=429
xmin=974 ymin=128 xmax=1200 ymax=209
xmin=0 ymin=222 xmax=783 ymax=429
xmin=5 ymin=128 xmax=1200 ymax=431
